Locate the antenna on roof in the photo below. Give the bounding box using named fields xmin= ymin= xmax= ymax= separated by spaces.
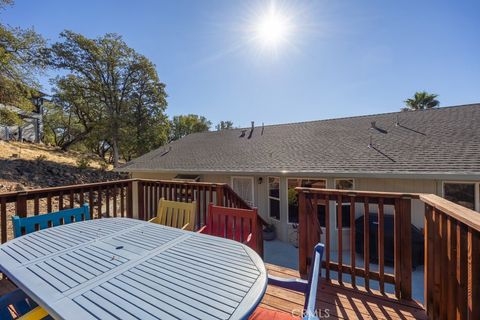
xmin=160 ymin=146 xmax=172 ymax=157
xmin=368 ymin=135 xmax=396 ymax=162
xmin=370 ymin=121 xmax=388 ymax=134
xmin=248 ymin=121 xmax=254 ymax=139
xmin=261 ymin=122 xmax=264 ymax=135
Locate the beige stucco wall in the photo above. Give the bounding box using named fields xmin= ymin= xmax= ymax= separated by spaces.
xmin=131 ymin=171 xmax=477 ymax=249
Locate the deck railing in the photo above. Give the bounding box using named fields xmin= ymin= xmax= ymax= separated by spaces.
xmin=297 ymin=187 xmax=480 ymax=319
xmin=136 ymin=179 xmax=264 ymax=255
xmin=419 ymin=194 xmax=480 ymax=319
xmin=0 ymin=179 xmax=265 ymax=257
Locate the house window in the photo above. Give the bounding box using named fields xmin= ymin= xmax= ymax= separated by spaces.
xmin=231 ymin=176 xmax=254 ymax=207
xmin=335 ymin=179 xmax=354 ymax=190
xmin=443 ymin=182 xmax=479 ymax=211
xmin=268 ymin=177 xmax=280 ymax=220
xmin=335 ymin=178 xmax=355 ymax=228
xmin=317 ymin=204 xmax=326 ymax=228
xmin=287 ymin=178 xmax=326 ymax=223
xmin=336 ymin=203 xmax=352 ymax=228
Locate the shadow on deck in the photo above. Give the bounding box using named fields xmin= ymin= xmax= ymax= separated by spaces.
xmin=262 ymin=264 xmax=427 ymax=319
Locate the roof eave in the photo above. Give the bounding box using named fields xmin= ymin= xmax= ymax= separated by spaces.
xmin=116 ymin=167 xmax=480 ymax=180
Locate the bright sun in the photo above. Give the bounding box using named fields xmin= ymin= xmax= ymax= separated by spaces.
xmin=252 ymin=2 xmax=293 ymax=51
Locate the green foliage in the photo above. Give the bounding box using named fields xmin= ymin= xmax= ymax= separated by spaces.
xmin=0 ymin=0 xmax=47 ymax=125
xmin=49 ymin=31 xmax=168 ymax=166
xmin=0 ymin=26 xmax=47 ymax=85
xmin=169 ymin=114 xmax=211 ymax=141
xmin=0 ymin=108 xmax=22 ymax=126
xmin=0 ymin=1 xmax=47 ymax=125
xmin=0 ymin=0 xmax=14 ymax=10
xmin=216 ymin=120 xmax=234 ymax=131
xmin=76 ymin=157 xmax=91 ymax=169
xmin=403 ymin=91 xmax=440 ymax=111
xmin=288 ymin=188 xmax=298 ymax=206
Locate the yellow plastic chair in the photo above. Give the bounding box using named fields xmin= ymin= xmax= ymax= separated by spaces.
xmin=149 ymin=198 xmax=196 ymax=231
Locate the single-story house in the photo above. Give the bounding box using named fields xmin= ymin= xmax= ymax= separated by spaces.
xmin=118 ymin=103 xmax=480 ymax=247
xmin=0 ymin=93 xmax=47 ymax=143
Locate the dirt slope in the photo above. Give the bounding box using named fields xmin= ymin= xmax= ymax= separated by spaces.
xmin=0 ymin=140 xmax=126 ymax=193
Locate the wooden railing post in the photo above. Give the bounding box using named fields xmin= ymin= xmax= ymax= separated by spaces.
xmin=395 ymin=198 xmax=412 ymax=300
xmin=127 ymin=180 xmax=134 ymax=218
xmin=215 ymin=185 xmax=224 ymax=206
xmin=256 ymin=217 xmax=264 ymax=258
xmin=298 ymin=190 xmax=308 ymax=275
xmin=467 ymin=227 xmax=480 ymax=319
xmin=16 ymin=193 xmax=28 ymax=218
xmin=137 ymin=180 xmax=145 ymax=221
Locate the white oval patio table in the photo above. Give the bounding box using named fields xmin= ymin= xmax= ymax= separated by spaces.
xmin=0 ymin=218 xmax=267 ymax=320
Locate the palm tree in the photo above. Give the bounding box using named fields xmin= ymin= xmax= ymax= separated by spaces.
xmin=402 ymin=91 xmax=440 ymax=111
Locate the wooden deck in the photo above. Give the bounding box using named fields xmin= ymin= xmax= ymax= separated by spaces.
xmin=261 ymin=264 xmax=427 ymax=319
xmin=1 ymin=265 xmax=427 ymax=319
xmin=0 ymin=278 xmax=16 ymax=296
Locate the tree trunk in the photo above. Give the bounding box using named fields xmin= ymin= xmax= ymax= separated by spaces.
xmin=112 ymin=138 xmax=120 ymax=167
xmin=60 ymin=128 xmax=92 ymax=151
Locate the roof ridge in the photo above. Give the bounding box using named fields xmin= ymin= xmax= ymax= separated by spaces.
xmin=173 ymin=103 xmax=480 ymax=134
xmin=251 ymin=103 xmax=480 ymax=129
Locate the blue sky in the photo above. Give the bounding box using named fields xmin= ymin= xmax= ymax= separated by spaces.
xmin=2 ymin=0 xmax=479 ymax=127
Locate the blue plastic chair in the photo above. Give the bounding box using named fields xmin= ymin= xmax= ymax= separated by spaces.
xmin=0 ymin=288 xmax=38 ymax=319
xmin=250 ymin=243 xmax=325 ymax=320
xmin=12 ymin=204 xmax=90 ymax=238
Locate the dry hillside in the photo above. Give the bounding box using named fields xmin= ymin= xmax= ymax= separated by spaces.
xmin=0 ymin=140 xmax=126 ymax=193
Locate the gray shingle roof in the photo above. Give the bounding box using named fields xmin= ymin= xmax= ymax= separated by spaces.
xmin=118 ymin=104 xmax=480 ymax=177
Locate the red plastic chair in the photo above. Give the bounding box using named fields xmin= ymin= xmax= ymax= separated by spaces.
xmin=198 ymin=203 xmax=258 ymax=251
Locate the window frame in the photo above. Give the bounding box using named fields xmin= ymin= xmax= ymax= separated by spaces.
xmin=286 ymin=177 xmax=327 ymax=224
xmin=334 ymin=178 xmax=355 ymax=190
xmin=334 ymin=178 xmax=355 ymax=229
xmin=442 ymin=181 xmax=480 ymax=212
xmin=230 ymin=176 xmax=255 ymax=207
xmin=267 ymin=176 xmax=281 ymax=221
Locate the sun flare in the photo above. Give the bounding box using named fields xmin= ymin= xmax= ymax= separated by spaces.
xmin=251 ymin=2 xmax=294 ymax=52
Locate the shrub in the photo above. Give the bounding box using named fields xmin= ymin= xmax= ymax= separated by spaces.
xmin=99 ymin=161 xmax=109 ymax=171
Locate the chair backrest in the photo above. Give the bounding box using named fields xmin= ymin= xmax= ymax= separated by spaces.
xmin=206 ymin=203 xmax=258 ymax=250
xmin=0 ymin=289 xmax=38 ymax=320
xmin=155 ymin=198 xmax=196 ymax=231
xmin=304 ymin=243 xmax=324 ymax=317
xmin=12 ymin=204 xmax=90 ymax=238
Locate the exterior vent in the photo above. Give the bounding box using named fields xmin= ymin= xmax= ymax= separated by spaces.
xmin=248 ymin=121 xmax=254 ymax=139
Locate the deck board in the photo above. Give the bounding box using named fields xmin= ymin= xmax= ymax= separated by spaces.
xmin=0 ymin=278 xmax=16 ymax=296
xmin=1 ymin=264 xmax=427 ymax=319
xmin=263 ymin=263 xmax=427 ymax=319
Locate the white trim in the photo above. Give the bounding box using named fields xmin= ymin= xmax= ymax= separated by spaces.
xmin=286 ymin=177 xmax=327 ymax=224
xmin=442 ymin=181 xmax=480 ymax=212
xmin=267 ymin=176 xmax=281 ymax=221
xmin=230 ymin=176 xmax=255 ymax=207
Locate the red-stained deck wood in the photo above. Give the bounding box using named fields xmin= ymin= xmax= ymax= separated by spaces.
xmin=260 ymin=263 xmax=427 ymax=320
